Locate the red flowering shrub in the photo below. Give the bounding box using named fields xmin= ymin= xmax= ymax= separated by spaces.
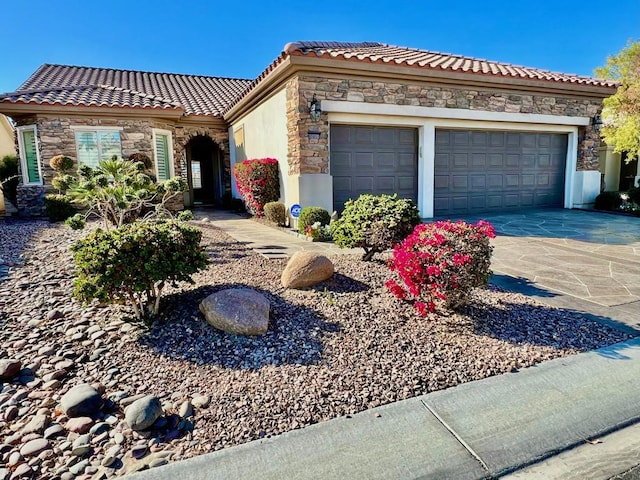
xmin=386 ymin=220 xmax=496 ymax=316
xmin=233 ymin=158 xmax=280 ymax=216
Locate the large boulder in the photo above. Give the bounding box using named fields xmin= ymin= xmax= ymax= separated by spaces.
xmin=60 ymin=384 xmax=103 ymax=418
xmin=0 ymin=359 xmax=21 ymax=382
xmin=200 ymin=288 xmax=269 ymax=336
xmin=124 ymin=395 xmax=163 ymax=431
xmin=281 ymin=251 xmax=334 ymax=289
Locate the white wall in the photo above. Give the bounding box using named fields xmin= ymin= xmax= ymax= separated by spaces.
xmin=229 ymin=88 xmax=288 ymax=202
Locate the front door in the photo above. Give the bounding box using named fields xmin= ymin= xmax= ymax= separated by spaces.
xmin=187 ymin=136 xmax=221 ymax=206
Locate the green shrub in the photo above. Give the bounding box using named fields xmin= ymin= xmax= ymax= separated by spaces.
xmin=331 ymin=194 xmax=421 ymax=261
xmin=628 ymin=182 xmax=640 ymax=206
xmin=63 ymin=157 xmax=186 ymax=230
xmin=594 ymin=191 xmax=623 ymax=211
xmin=298 ymin=206 xmax=330 ymax=233
xmin=386 ymin=220 xmax=496 ymax=315
xmin=232 ymin=158 xmax=280 ymax=216
xmin=0 ymin=155 xmax=19 ymax=207
xmin=176 ymin=210 xmax=193 ymax=222
xmin=49 ymin=155 xmax=74 ymax=173
xmin=264 ymin=201 xmax=286 ymax=226
xmin=45 ymin=194 xmax=77 ymax=222
xmin=304 ymin=222 xmax=332 ymax=242
xmin=71 ymin=220 xmax=209 ymax=320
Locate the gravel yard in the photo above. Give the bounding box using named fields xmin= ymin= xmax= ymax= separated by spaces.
xmin=0 ymin=218 xmax=632 ymax=479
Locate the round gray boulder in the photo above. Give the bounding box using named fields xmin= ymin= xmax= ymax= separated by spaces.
xmin=199 ymin=288 xmax=269 ymax=336
xmin=125 ymin=395 xmax=163 ymax=431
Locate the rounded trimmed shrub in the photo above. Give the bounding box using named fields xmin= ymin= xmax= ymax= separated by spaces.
xmin=386 ymin=220 xmax=496 ymax=316
xmin=45 ymin=194 xmax=77 ymax=222
xmin=264 ymin=201 xmax=286 ymax=226
xmin=331 ymin=194 xmax=421 ymax=261
xmin=594 ymin=191 xmax=623 ymax=211
xmin=298 ymin=206 xmax=330 ymax=233
xmin=71 ymin=220 xmax=209 ymax=320
xmin=49 ymin=155 xmax=74 ymax=173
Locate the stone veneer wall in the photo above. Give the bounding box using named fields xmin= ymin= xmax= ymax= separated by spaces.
xmin=12 ymin=114 xmax=230 ymax=216
xmin=286 ymin=75 xmax=604 ymax=174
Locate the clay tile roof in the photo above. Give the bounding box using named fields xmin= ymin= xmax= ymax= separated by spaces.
xmin=0 ymin=64 xmax=252 ymax=117
xmin=284 ymin=41 xmax=616 ymax=87
xmin=223 ymin=41 xmax=615 ymax=115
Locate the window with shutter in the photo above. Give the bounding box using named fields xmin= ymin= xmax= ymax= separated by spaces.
xmin=17 ymin=125 xmax=41 ymax=184
xmin=153 ymin=130 xmax=173 ymax=181
xmin=74 ymin=129 xmax=122 ymax=167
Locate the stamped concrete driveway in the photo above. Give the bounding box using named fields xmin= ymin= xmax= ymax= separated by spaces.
xmin=451 ymin=209 xmax=640 ymax=331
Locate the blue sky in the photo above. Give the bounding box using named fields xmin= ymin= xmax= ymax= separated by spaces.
xmin=0 ymin=0 xmax=638 ymax=93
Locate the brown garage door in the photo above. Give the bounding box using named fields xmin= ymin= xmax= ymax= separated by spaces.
xmin=330 ymin=125 xmax=418 ymax=213
xmin=434 ymin=129 xmax=567 ymax=216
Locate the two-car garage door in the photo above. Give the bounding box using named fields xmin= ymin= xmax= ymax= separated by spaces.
xmin=433 ymin=129 xmax=568 ymax=216
xmin=330 ymin=124 xmax=568 ymax=216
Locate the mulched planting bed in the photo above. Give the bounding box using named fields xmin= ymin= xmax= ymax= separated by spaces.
xmin=0 ymin=218 xmax=632 ymax=478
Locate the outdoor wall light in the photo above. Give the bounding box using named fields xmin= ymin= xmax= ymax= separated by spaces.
xmin=591 ymin=114 xmax=603 ymax=129
xmin=309 ymin=94 xmax=322 ymax=121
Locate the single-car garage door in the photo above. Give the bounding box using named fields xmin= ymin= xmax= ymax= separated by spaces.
xmin=330 ymin=125 xmax=418 ymax=212
xmin=434 ymin=129 xmax=568 ymax=216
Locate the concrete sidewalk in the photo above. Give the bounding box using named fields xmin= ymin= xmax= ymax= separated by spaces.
xmin=129 ymin=337 xmax=640 ymax=480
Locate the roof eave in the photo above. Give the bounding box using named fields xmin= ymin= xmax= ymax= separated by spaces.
xmin=224 ymin=56 xmax=293 ymax=122
xmin=0 ymin=102 xmax=186 ymax=119
xmin=289 ymin=56 xmax=617 ymax=98
xmin=225 ymin=55 xmax=615 ymax=121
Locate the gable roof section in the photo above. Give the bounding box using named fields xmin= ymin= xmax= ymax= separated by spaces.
xmin=224 ymin=41 xmax=617 ymax=116
xmin=0 ymin=64 xmax=252 ymax=117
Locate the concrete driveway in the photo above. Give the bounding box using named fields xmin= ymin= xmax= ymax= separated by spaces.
xmin=453 ymin=209 xmax=640 ymax=331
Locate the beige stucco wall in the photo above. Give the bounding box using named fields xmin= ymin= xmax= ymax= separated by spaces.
xmin=229 ymin=88 xmax=289 ymax=204
xmin=0 ymin=115 xmax=15 ymax=158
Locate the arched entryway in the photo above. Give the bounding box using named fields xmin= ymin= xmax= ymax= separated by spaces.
xmin=185 ymin=135 xmax=223 ymax=206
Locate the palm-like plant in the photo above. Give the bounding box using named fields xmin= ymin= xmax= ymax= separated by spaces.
xmin=65 ymin=157 xmax=188 ymax=230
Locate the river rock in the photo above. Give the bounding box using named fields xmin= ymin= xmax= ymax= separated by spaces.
xmin=19 ymin=438 xmax=51 ymax=457
xmin=66 ymin=417 xmax=93 ymax=434
xmin=22 ymin=414 xmax=48 ymax=434
xmin=199 ymin=288 xmax=269 ymax=336
xmin=60 ymin=384 xmax=103 ymax=417
xmin=281 ymin=251 xmax=334 ymax=289
xmin=0 ymin=359 xmax=21 ymax=382
xmin=124 ymin=396 xmax=163 ymax=431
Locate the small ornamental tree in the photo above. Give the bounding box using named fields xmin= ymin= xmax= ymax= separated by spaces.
xmin=331 ymin=194 xmax=421 ymax=261
xmin=63 ymin=157 xmax=188 ymax=230
xmin=233 ymin=158 xmax=280 ymax=216
xmin=595 ymin=40 xmax=640 ymax=161
xmin=71 ymin=220 xmax=209 ymax=320
xmin=385 ymin=220 xmax=495 ymax=316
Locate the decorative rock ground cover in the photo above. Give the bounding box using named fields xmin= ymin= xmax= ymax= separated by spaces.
xmin=0 ymin=218 xmax=632 ymax=479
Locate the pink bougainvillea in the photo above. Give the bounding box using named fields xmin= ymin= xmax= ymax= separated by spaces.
xmin=386 ymin=220 xmax=496 ymax=316
xmin=233 ymin=158 xmax=280 ymax=216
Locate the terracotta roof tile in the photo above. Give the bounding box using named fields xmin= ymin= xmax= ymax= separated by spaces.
xmin=0 ymin=64 xmax=252 ymax=117
xmin=284 ymin=42 xmax=616 ymax=87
